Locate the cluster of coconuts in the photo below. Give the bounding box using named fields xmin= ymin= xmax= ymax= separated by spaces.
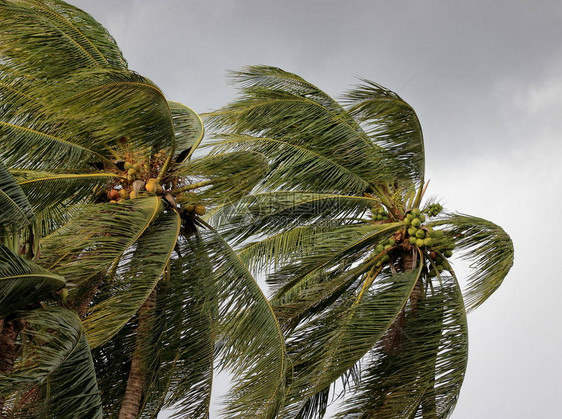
xmin=372 ymin=205 xmax=455 ymax=272
xmin=106 ymin=158 xmax=164 ymax=203
xmin=371 ymin=207 xmax=389 ymax=221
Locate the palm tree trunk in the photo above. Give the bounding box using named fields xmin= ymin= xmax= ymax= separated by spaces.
xmin=118 ymin=290 xmax=157 ymax=419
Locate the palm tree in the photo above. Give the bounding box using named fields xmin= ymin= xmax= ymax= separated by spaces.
xmin=0 ymin=2 xmax=286 ymax=417
xmin=206 ymin=66 xmax=514 ymax=418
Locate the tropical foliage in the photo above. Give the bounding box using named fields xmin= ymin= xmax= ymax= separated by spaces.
xmin=0 ymin=1 xmax=285 ymax=418
xmin=206 ymin=66 xmax=514 ymax=418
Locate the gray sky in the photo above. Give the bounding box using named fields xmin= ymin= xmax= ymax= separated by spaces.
xmin=71 ymin=1 xmax=562 ymax=417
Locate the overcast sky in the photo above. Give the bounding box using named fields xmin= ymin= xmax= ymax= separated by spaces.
xmin=71 ymin=1 xmax=562 ymax=417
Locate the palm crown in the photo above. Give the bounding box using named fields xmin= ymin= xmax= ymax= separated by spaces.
xmin=0 ymin=1 xmax=286 ymax=418
xmin=206 ymin=66 xmax=514 ymax=418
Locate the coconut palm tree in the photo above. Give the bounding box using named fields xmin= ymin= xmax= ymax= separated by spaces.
xmin=0 ymin=1 xmax=286 ymax=418
xmin=205 ymin=66 xmax=514 ymax=418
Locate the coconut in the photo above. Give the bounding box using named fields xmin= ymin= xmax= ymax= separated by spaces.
xmin=119 ymin=189 xmax=129 ymax=199
xmin=107 ymin=189 xmax=120 ymax=201
xmin=128 ymin=168 xmax=136 ymax=176
xmin=444 ymin=249 xmax=453 ymax=258
xmin=194 ymin=204 xmax=206 ymax=215
xmin=146 ymin=180 xmax=158 ymax=193
xmin=133 ymin=163 xmax=142 ymax=171
xmin=129 ymin=191 xmax=137 ymax=199
xmin=416 ymin=238 xmax=424 ymax=247
xmin=411 ymin=208 xmax=421 ymax=216
xmin=124 ymin=162 xmax=133 ymax=170
xmin=415 ymin=229 xmax=425 ymax=239
xmin=411 ymin=218 xmax=421 ymax=227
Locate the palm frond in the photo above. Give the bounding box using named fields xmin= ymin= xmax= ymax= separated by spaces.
xmin=0 ymin=162 xmax=33 ymax=230
xmin=279 ymin=265 xmax=422 ymax=417
xmin=140 ymin=234 xmax=216 ymax=418
xmin=199 ymin=228 xmax=286 ymax=418
xmin=206 ymin=133 xmax=371 ymax=194
xmin=343 ymin=78 xmax=425 ymax=184
xmin=39 ymin=69 xmax=175 ymax=159
xmin=38 ymin=196 xmax=163 ymax=287
xmin=82 ymin=209 xmax=180 ymax=347
xmin=0 ymin=307 xmax=102 ymax=418
xmin=336 ymin=273 xmax=468 ymax=419
xmin=176 ymin=150 xmax=269 ymax=204
xmin=13 ymin=170 xmax=118 ymax=215
xmin=210 ymin=191 xmax=377 ymax=244
xmin=432 ymin=213 xmax=514 ymax=310
xmin=267 ymin=222 xmax=401 ymax=296
xmin=0 ymin=244 xmax=64 ymax=317
xmin=0 ymin=0 xmax=127 ymax=78
xmin=169 ymin=101 xmax=204 ymax=161
xmin=206 ymin=65 xmax=403 ymax=192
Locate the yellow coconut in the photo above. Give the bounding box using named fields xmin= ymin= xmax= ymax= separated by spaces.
xmin=119 ymin=189 xmax=129 ymax=199
xmin=194 ymin=204 xmax=206 ymax=216
xmin=129 ymin=191 xmax=137 ymax=199
xmin=146 ymin=178 xmax=158 ymax=193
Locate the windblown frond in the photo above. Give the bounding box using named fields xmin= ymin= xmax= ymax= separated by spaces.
xmin=1 ymin=307 xmax=102 ymax=418
xmin=177 ymin=150 xmax=269 ymax=204
xmin=39 ymin=196 xmax=162 ymax=287
xmin=336 ymin=274 xmax=468 ymax=419
xmin=278 ymin=262 xmax=422 ymax=418
xmin=433 ymin=213 xmax=514 ymax=311
xmin=206 ymin=133 xmax=371 ymax=194
xmin=83 ymin=209 xmax=180 ymax=347
xmin=343 ymin=78 xmax=425 ymax=183
xmin=0 ymin=0 xmax=127 ymax=78
xmin=210 ymin=191 xmax=376 ymax=244
xmin=13 ymin=170 xmax=118 ymax=216
xmin=206 ymin=66 xmax=410 ymax=193
xmin=200 ymin=228 xmax=286 ymax=418
xmin=0 ymin=244 xmax=64 ymax=317
xmin=0 ymin=162 xmax=33 ymax=229
xmin=140 ymin=234 xmax=216 ymax=418
xmin=169 ymin=101 xmax=204 ymax=161
xmin=39 ymin=69 xmax=175 ymax=159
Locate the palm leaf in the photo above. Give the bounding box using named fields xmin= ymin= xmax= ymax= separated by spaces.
xmin=38 ymin=196 xmax=163 ymax=288
xmin=176 ymin=150 xmax=270 ymax=204
xmin=0 ymin=244 xmax=64 ymax=317
xmin=139 ymin=234 xmax=216 ymax=418
xmin=0 ymin=0 xmax=127 ymax=78
xmin=0 ymin=307 xmax=102 ymax=418
xmin=336 ymin=273 xmax=468 ymax=419
xmin=206 ymin=133 xmax=371 ymax=194
xmin=343 ymin=78 xmax=425 ymax=184
xmin=39 ymin=69 xmax=175 ymax=160
xmin=13 ymin=170 xmax=118 ymax=215
xmin=82 ymin=209 xmax=180 ymax=347
xmin=0 ymin=162 xmax=33 ymax=230
xmin=206 ymin=66 xmax=400 ymax=192
xmin=200 ymin=228 xmax=286 ymax=418
xmin=169 ymin=101 xmax=204 ymax=161
xmin=210 ymin=191 xmax=376 ymax=244
xmin=432 ymin=213 xmax=514 ymax=310
xmin=279 ymin=264 xmax=423 ymax=417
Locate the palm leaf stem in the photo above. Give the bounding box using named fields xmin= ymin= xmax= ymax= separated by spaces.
xmin=170 ymin=179 xmax=214 ymax=195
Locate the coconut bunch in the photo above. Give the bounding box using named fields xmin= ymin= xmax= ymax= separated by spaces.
xmin=371 ymin=205 xmax=457 ymax=276
xmin=104 ymin=146 xmax=169 ymax=202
